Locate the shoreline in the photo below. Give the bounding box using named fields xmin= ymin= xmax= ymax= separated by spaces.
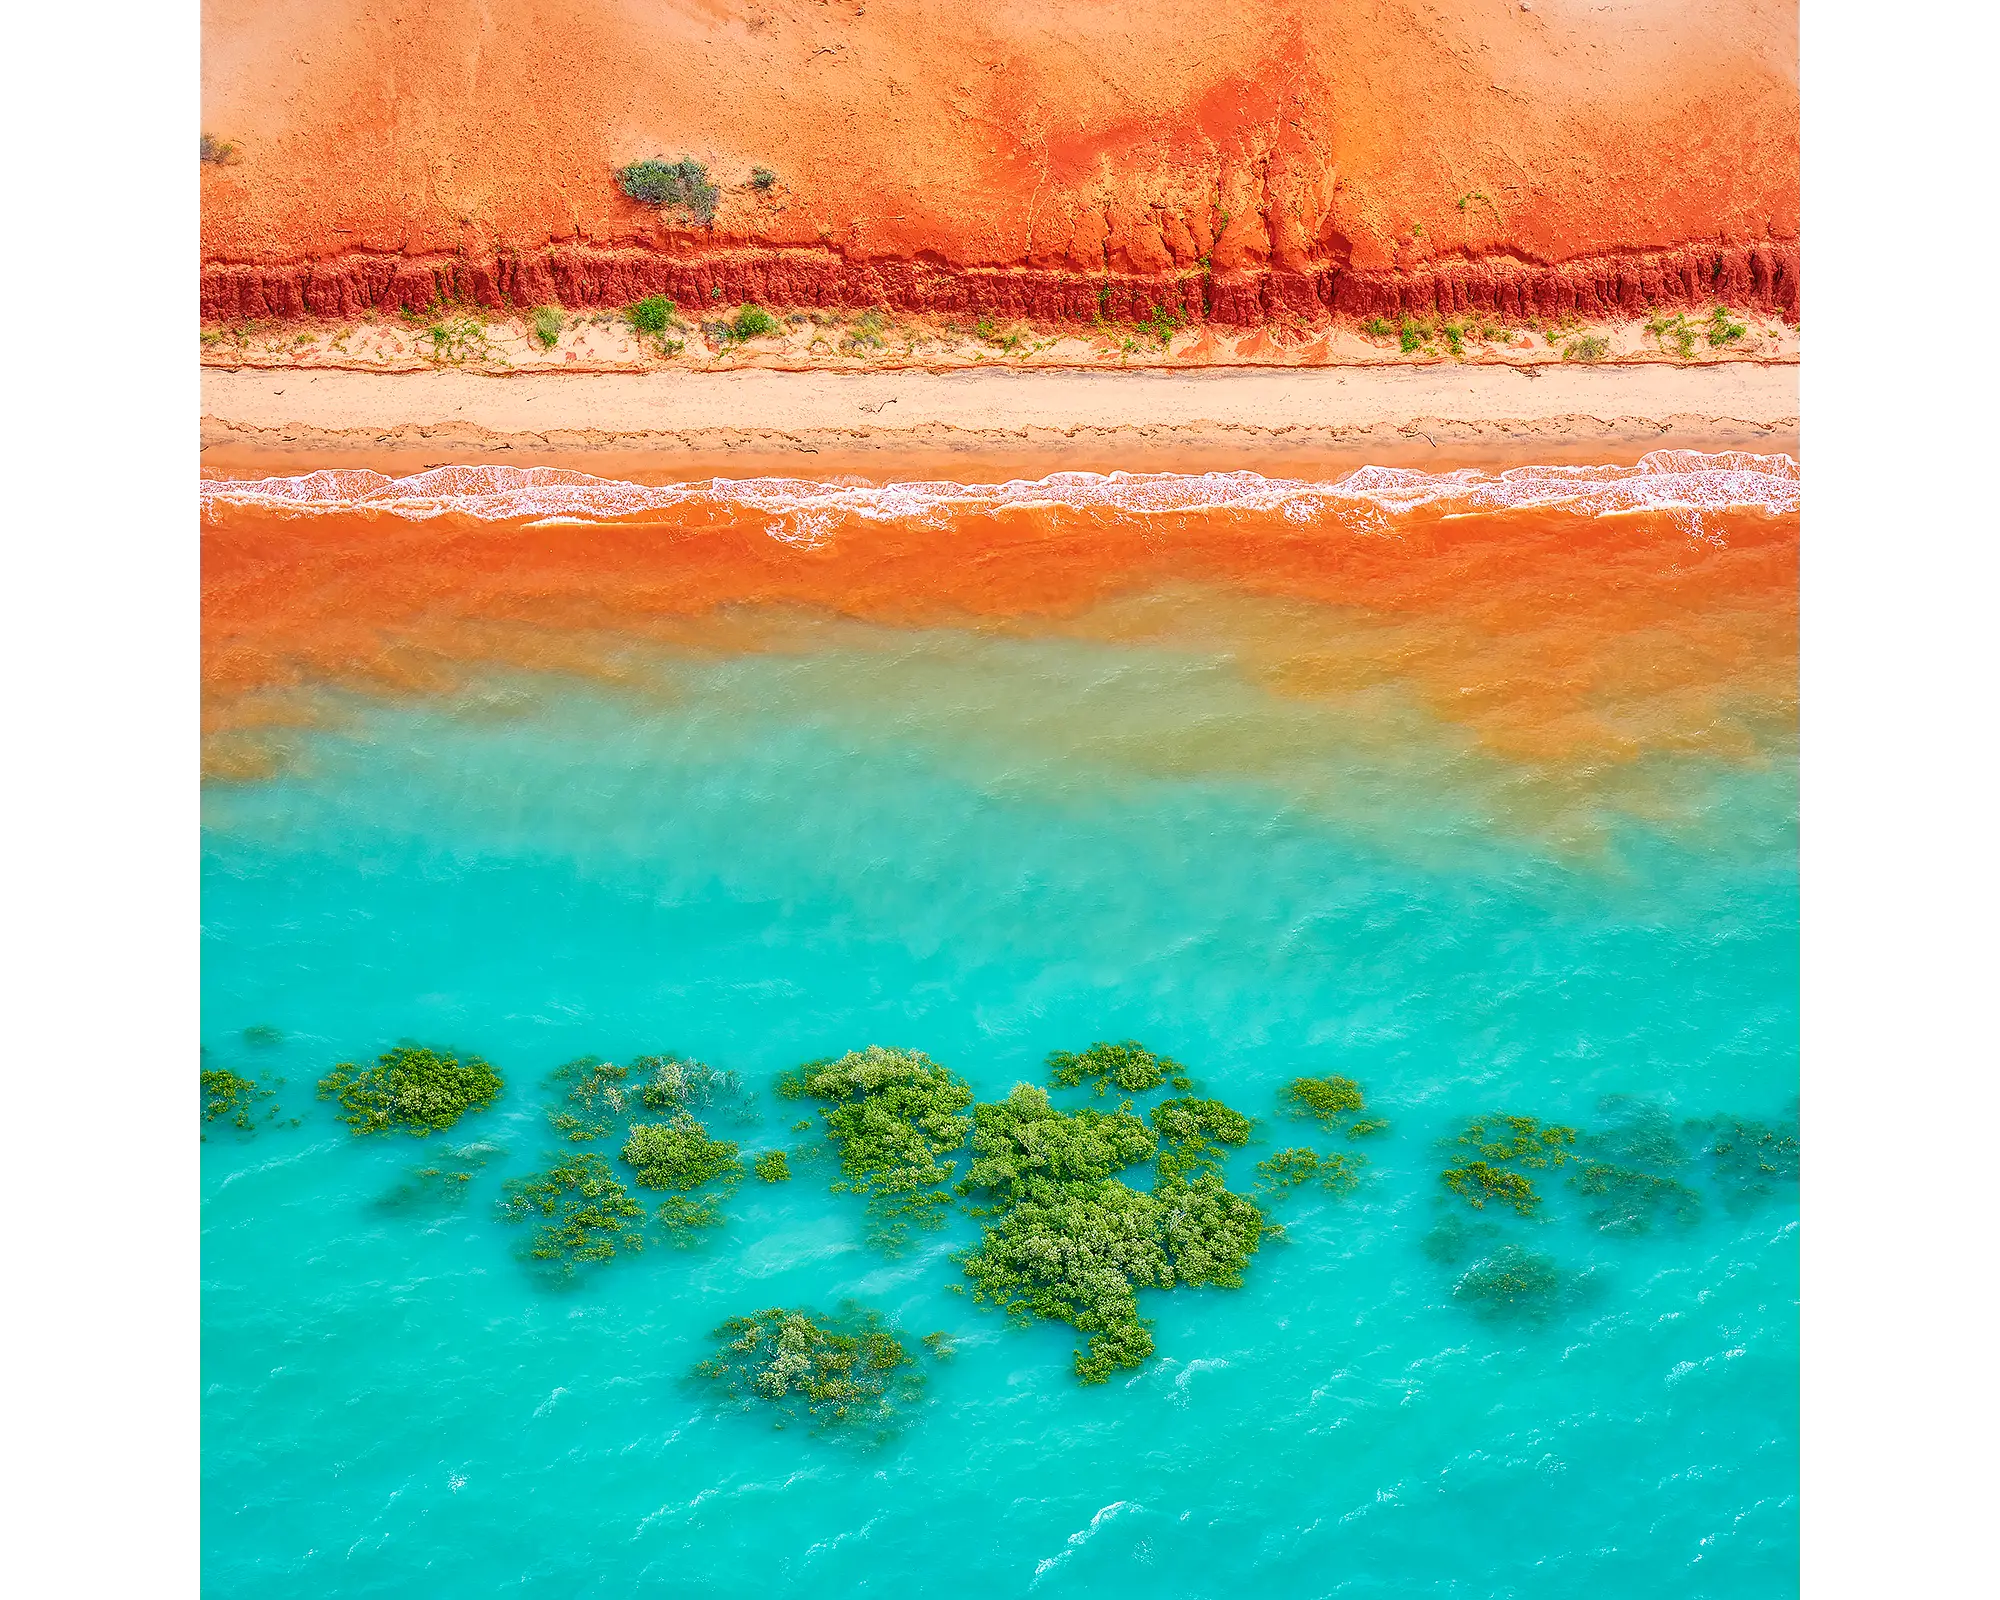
xmin=201 ymin=361 xmax=1798 ymax=481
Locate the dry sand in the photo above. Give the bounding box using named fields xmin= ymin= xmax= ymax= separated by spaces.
xmin=201 ymin=360 xmax=1798 ymax=481
xmin=201 ymin=0 xmax=1797 ymax=279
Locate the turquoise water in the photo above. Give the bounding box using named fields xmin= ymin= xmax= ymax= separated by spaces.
xmin=202 ymin=626 xmax=1798 ymax=1596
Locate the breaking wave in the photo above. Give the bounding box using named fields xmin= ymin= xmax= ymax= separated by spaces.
xmin=199 ymin=452 xmax=1798 ymax=538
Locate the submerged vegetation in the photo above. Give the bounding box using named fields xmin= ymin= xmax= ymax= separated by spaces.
xmin=754 ymin=1150 xmax=793 ymax=1183
xmin=499 ymin=1153 xmax=646 ymax=1273
xmin=318 ymin=1046 xmax=503 ymax=1137
xmin=546 ymin=1057 xmax=633 ymax=1142
xmin=1453 ymin=1245 xmax=1567 ymax=1320
xmin=1438 ymin=1114 xmax=1578 ymax=1214
xmin=779 ymin=1047 xmax=974 ymax=1249
xmin=636 ymin=1054 xmax=758 ymax=1125
xmin=1691 ymin=1108 xmax=1800 ymax=1208
xmin=692 ymin=1304 xmax=934 ymax=1439
xmin=1571 ymin=1100 xmax=1701 ymax=1233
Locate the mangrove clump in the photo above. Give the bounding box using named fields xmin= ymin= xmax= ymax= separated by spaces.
xmin=957 ymin=1083 xmax=1155 ymax=1206
xmin=1254 ymin=1147 xmax=1365 ymax=1196
xmin=1279 ymin=1075 xmax=1367 ymax=1128
xmin=1046 ymin=1040 xmax=1181 ymax=1097
xmin=1149 ymin=1095 xmax=1252 ymax=1185
xmin=622 ymin=1115 xmax=744 ymax=1245
xmin=777 ymin=1046 xmax=974 ymax=1250
xmin=692 ymin=1303 xmax=933 ymax=1439
xmin=318 ymin=1045 xmax=503 ymax=1137
xmin=498 ymin=1152 xmax=645 ymax=1273
xmin=201 ymin=1067 xmax=272 ymax=1134
xmin=754 ymin=1150 xmax=792 ymax=1183
xmin=956 ymin=1082 xmax=1269 ymax=1384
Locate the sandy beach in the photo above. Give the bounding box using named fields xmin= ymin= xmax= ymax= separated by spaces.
xmin=202 ymin=360 xmax=1798 ymax=480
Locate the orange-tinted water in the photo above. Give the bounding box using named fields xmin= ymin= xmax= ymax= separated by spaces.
xmin=202 ymin=462 xmax=1798 ymax=801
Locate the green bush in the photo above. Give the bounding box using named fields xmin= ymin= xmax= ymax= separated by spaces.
xmin=318 ymin=1045 xmax=503 ymax=1136
xmin=958 ymin=1084 xmax=1156 ymax=1205
xmin=625 ymin=295 xmax=677 ymax=336
xmin=200 ymin=133 xmax=236 ymax=165
xmin=615 ymin=157 xmax=720 ymax=224
xmin=754 ymin=1149 xmax=792 ymax=1183
xmin=1562 ymin=333 xmax=1611 ymax=363
xmin=731 ymin=304 xmax=779 ymax=340
xmin=529 ymin=305 xmax=565 ymax=349
xmin=955 ymin=1081 xmax=1270 ymax=1385
xmin=1149 ymin=1095 xmax=1252 ymax=1185
xmin=749 ymin=167 xmax=778 ymax=191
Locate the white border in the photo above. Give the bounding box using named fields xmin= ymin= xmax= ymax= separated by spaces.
xmin=3 ymin=1 xmax=197 ymax=1590
xmin=1803 ymin=1 xmax=1997 ymax=1594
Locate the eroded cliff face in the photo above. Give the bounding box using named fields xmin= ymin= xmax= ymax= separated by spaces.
xmin=200 ymin=241 xmax=1800 ymax=325
xmin=199 ymin=0 xmax=1799 ymax=322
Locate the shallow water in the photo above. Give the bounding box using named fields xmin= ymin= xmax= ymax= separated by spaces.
xmin=202 ymin=460 xmax=1798 ymax=1596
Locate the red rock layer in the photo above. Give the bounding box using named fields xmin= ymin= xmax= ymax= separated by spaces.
xmin=201 ymin=241 xmax=1799 ymax=327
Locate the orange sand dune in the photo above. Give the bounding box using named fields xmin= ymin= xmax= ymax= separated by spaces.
xmin=200 ymin=0 xmax=1798 ymax=323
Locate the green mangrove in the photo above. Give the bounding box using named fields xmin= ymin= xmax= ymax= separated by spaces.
xmin=498 ymin=1152 xmax=646 ymax=1273
xmin=1046 ymin=1040 xmax=1181 ymax=1097
xmin=778 ymin=1046 xmax=974 ymax=1250
xmin=318 ymin=1045 xmax=503 ymax=1137
xmin=692 ymin=1304 xmax=935 ymax=1439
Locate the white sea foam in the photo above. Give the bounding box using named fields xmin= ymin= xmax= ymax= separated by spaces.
xmin=199 ymin=452 xmax=1799 ymax=529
